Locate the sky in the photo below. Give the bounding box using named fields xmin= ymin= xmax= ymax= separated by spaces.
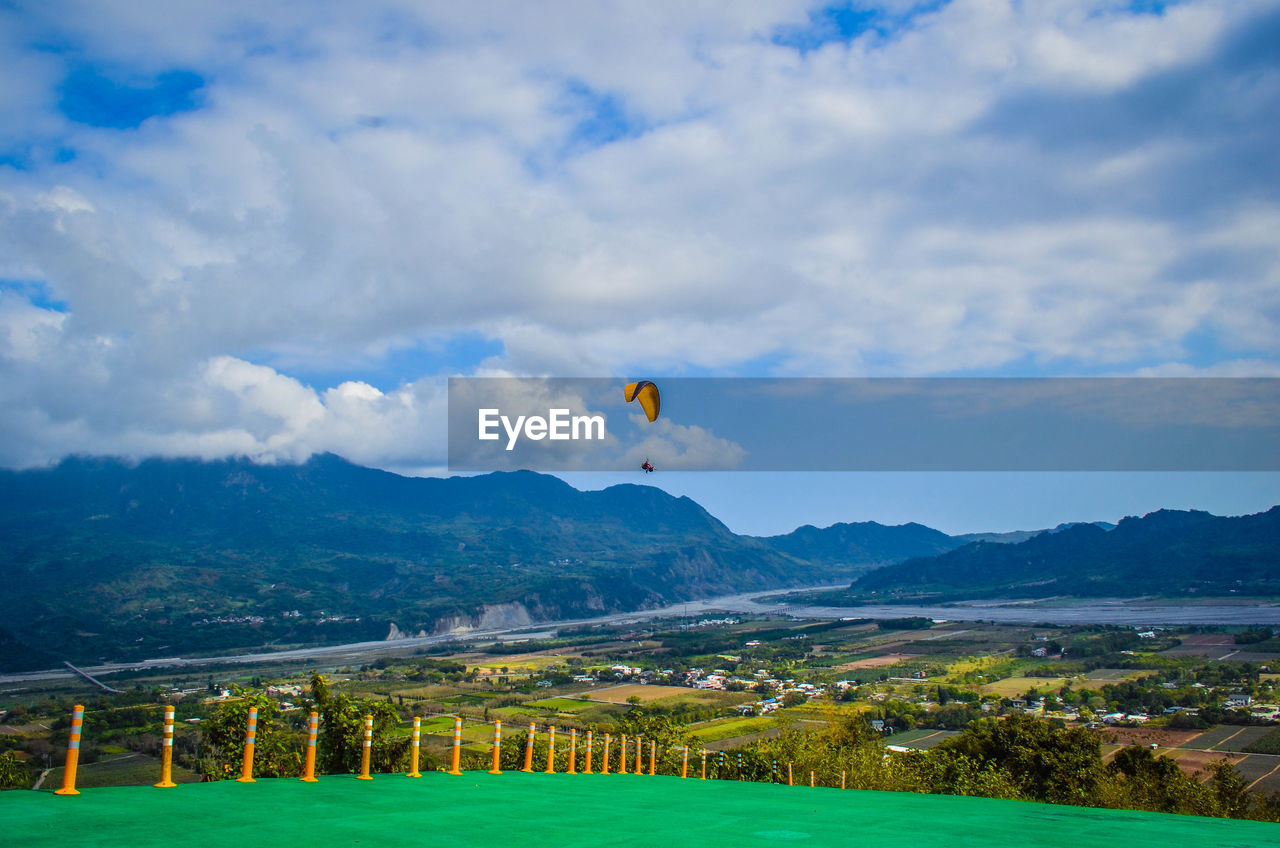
xmin=1 ymin=1 xmax=1279 ymax=534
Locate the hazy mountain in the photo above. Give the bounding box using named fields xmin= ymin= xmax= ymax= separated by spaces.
xmin=953 ymin=522 xmax=1116 ymax=545
xmin=852 ymin=508 xmax=1280 ymax=600
xmin=762 ymin=521 xmax=961 ymax=566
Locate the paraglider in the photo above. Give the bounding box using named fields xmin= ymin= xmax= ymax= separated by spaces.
xmin=624 ymin=381 xmax=661 ymax=474
xmin=623 ymin=381 xmax=660 ymax=423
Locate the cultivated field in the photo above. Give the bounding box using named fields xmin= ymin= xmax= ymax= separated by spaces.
xmin=835 ymin=654 xmax=920 ymax=671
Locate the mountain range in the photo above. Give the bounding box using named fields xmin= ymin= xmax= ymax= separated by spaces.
xmin=0 ymin=454 xmax=1276 ymax=671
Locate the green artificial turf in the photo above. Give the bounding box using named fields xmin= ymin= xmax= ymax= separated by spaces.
xmin=5 ymin=771 xmax=1279 ymax=848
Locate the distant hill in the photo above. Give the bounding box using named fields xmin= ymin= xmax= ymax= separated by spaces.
xmin=852 ymin=508 xmax=1280 ymax=601
xmin=952 ymin=522 xmax=1114 ymax=545
xmin=0 ymin=455 xmax=880 ymax=670
xmin=762 ymin=521 xmax=962 ymax=565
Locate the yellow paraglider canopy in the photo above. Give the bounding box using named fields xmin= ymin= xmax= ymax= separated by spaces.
xmin=624 ymin=381 xmax=660 ymax=422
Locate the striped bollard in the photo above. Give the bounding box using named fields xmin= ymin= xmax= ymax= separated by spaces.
xmin=301 ymin=711 xmax=319 ymax=782
xmin=718 ymin=752 xmax=725 ymax=778
xmin=407 ymin=717 xmax=422 ymax=778
xmin=521 ymin=723 xmax=535 ymax=772
xmin=841 ymin=770 xmax=847 ymax=790
xmin=584 ymin=730 xmax=593 ymax=774
xmin=447 ymin=717 xmax=462 ymax=775
xmin=634 ymin=736 xmax=642 ymax=774
xmin=356 ymin=714 xmax=373 ymax=780
xmin=567 ymin=728 xmax=577 ymax=774
xmin=618 ymin=735 xmax=628 ymax=774
xmin=736 ymin=753 xmax=743 ymax=780
xmin=54 ymin=705 xmax=85 ymax=795
xmin=700 ymin=749 xmax=708 ymax=780
xmin=154 ymin=705 xmax=176 ymax=788
xmin=772 ymin=760 xmax=778 ymax=783
xmin=648 ymin=739 xmax=656 ymax=775
xmin=236 ymin=708 xmax=257 ymax=783
xmin=787 ymin=762 xmax=793 ymax=786
xmin=601 ymin=734 xmax=611 ymax=775
xmin=544 ymin=726 xmax=556 ymax=773
xmin=681 ymin=746 xmax=689 ymax=778
xmin=488 ymin=721 xmax=502 ymax=775
xmin=809 ymin=770 xmax=815 ymax=788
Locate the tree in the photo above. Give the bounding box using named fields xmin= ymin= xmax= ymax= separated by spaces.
xmin=936 ymin=714 xmax=1105 ymax=805
xmin=317 ymin=694 xmax=407 ymax=775
xmin=0 ymin=751 xmax=30 ymax=789
xmin=203 ymin=693 xmax=298 ymax=780
xmin=1209 ymin=759 xmax=1253 ymax=819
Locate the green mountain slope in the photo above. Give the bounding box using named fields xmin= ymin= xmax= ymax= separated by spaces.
xmin=852 ymin=507 xmax=1280 ymax=600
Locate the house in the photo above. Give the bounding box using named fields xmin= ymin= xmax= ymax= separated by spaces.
xmin=1226 ymin=693 xmax=1253 ymax=708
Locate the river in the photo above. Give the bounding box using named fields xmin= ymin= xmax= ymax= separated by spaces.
xmin=4 ymin=586 xmax=1279 ymax=684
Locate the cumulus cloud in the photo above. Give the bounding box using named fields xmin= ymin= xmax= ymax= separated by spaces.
xmin=0 ymin=0 xmax=1277 ymax=470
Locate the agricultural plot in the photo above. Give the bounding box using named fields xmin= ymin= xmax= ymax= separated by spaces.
xmin=1231 ymin=753 xmax=1280 ymax=791
xmin=1101 ymin=727 xmax=1203 ymax=750
xmin=44 ymin=752 xmax=200 ymax=788
xmin=689 ymin=715 xmax=777 ymax=744
xmin=590 ymin=684 xmax=690 ymax=704
xmin=1079 ymin=668 xmax=1140 ymax=681
xmin=886 ymin=729 xmax=959 ymax=750
xmin=979 ymin=676 xmax=1070 ymax=698
xmin=1178 ymin=725 xmax=1271 ymax=752
xmin=835 ymin=654 xmax=920 ymax=671
xmin=525 ymin=698 xmax=595 ymax=712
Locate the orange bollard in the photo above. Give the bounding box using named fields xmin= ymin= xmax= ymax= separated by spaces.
xmin=648 ymin=739 xmax=656 ymax=775
xmin=154 ymin=705 xmax=176 ymax=788
xmin=618 ymin=735 xmax=628 ymax=774
xmin=787 ymin=762 xmax=793 ymax=786
xmin=488 ymin=721 xmax=502 ymax=775
xmin=810 ymin=770 xmax=815 ymax=787
xmin=407 ymin=717 xmax=422 ymax=778
xmin=601 ymin=733 xmax=611 ymax=775
xmin=447 ymin=716 xmax=462 ymax=775
xmin=301 ymin=711 xmax=319 ymax=782
xmin=54 ymin=705 xmax=85 ymax=796
xmin=700 ymin=749 xmax=707 ymax=779
xmin=521 ymin=723 xmax=535 ymax=773
xmin=584 ymin=730 xmax=593 ymax=774
xmin=841 ymin=770 xmax=847 ymax=790
xmin=356 ymin=714 xmax=373 ymax=780
xmin=681 ymin=746 xmax=689 ymax=778
xmin=236 ymin=708 xmax=258 ymax=783
xmin=634 ymin=736 xmax=642 ymax=774
xmin=544 ymin=726 xmax=556 ymax=773
xmin=567 ymin=728 xmax=577 ymax=774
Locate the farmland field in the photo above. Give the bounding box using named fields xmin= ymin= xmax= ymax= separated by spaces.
xmin=525 ymin=698 xmax=595 ymax=712
xmin=44 ymin=752 xmax=200 ymax=788
xmin=688 ymin=716 xmax=777 ymax=744
xmin=979 ymin=676 xmax=1070 ymax=697
xmin=1178 ymin=725 xmax=1272 ymax=752
xmin=835 ymin=654 xmax=920 ymax=671
xmin=886 ymin=729 xmax=959 ymax=750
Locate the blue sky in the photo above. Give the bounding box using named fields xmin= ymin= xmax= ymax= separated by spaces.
xmin=1 ymin=1 xmax=1279 ymax=533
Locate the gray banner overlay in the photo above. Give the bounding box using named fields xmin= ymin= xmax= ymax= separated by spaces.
xmin=448 ymin=378 xmax=1280 ymax=472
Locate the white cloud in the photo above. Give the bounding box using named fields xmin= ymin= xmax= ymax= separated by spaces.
xmin=0 ymin=0 xmax=1277 ymax=469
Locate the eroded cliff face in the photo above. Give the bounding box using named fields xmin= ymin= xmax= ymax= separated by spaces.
xmin=384 ymin=622 xmax=429 ymax=641
xmin=431 ymin=601 xmax=536 ymax=634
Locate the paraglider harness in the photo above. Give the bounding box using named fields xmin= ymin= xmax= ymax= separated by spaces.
xmin=641 ymin=460 xmax=655 ymax=473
